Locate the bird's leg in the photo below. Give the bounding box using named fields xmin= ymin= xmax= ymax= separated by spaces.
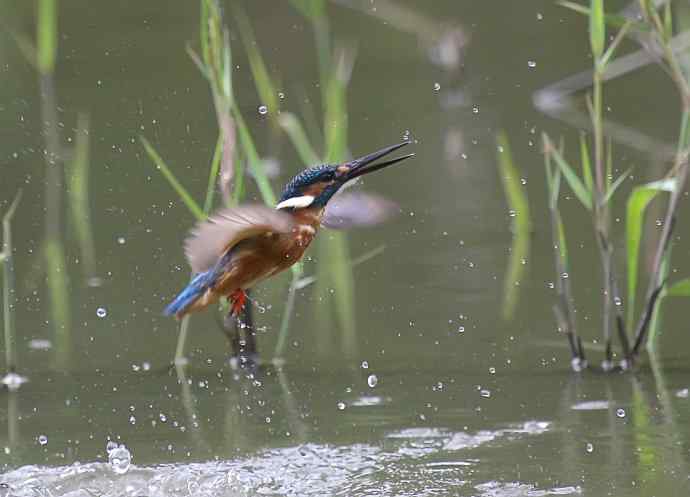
xmin=229 ymin=288 xmax=247 ymax=317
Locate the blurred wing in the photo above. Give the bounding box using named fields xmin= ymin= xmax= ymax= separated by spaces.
xmin=321 ymin=191 xmax=399 ymax=230
xmin=184 ymin=205 xmax=294 ymax=273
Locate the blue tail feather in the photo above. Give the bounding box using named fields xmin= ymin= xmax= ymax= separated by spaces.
xmin=164 ymin=270 xmax=217 ymax=316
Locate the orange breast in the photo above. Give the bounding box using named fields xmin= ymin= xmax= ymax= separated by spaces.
xmin=214 ymin=220 xmax=319 ymax=295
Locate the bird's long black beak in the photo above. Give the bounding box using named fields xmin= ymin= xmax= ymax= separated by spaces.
xmin=342 ymin=141 xmax=415 ymax=181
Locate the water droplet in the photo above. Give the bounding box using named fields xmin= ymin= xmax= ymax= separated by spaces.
xmin=367 ymin=374 xmax=378 ymax=388
xmin=96 ymin=307 xmax=107 ymax=318
xmin=106 ymin=441 xmax=118 ymax=453
xmin=336 ymin=401 xmax=346 ymax=411
xmin=472 ymin=105 xmax=479 ymax=114
xmin=480 ymin=389 xmax=491 ymax=398
xmin=561 ymin=272 xmax=569 ymax=279
xmin=159 ymin=413 xmax=167 ymax=423
xmin=508 ymin=209 xmax=517 ymax=217
xmin=117 ymin=236 xmax=126 ymax=245
xmin=497 ymin=145 xmax=504 ymax=153
xmin=616 ymin=408 xmax=626 ymax=418
xmin=547 ymin=282 xmax=555 ymax=289
xmin=489 ymin=367 xmax=496 ymax=374
xmin=108 ymin=444 xmax=132 ymax=475
xmin=457 ymin=326 xmax=465 ymax=334
xmin=655 ymin=219 xmax=663 ymax=226
xmin=258 ymin=105 xmax=268 ymax=115
xmin=614 ymin=297 xmax=622 ymax=307
xmin=278 ymin=92 xmax=285 ymax=100
xmin=585 ymin=442 xmax=594 ymax=453
xmin=675 ymin=388 xmax=689 ymax=398
xmin=129 ymin=415 xmax=136 ymax=425
xmin=528 ymin=60 xmax=536 ymax=68
xmin=38 ymin=435 xmax=48 ymax=446
xmin=520 ymin=178 xmax=527 ymax=185
xmin=433 ymin=82 xmax=441 ymax=91
xmin=361 ymin=361 xmax=369 ymax=369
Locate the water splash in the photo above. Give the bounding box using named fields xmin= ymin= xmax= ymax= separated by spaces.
xmin=107 ymin=442 xmax=132 ymax=475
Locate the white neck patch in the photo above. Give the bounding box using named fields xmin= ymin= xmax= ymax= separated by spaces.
xmin=275 ymin=195 xmax=315 ymax=210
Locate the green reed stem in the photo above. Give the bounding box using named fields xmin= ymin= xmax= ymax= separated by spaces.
xmin=67 ymin=114 xmax=97 ymax=282
xmin=140 ymin=136 xmax=205 ymax=221
xmin=203 ymin=133 xmax=223 ymax=212
xmin=37 ymin=0 xmax=57 ymax=75
xmin=174 ymin=315 xmax=192 ymax=365
xmin=3 ymin=192 xmax=22 ymax=373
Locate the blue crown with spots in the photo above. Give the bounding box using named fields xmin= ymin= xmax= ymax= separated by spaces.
xmin=278 ymin=165 xmax=336 ymax=203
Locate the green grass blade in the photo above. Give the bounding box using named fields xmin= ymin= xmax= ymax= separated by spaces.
xmin=497 ymin=132 xmax=531 ymax=232
xmin=9 ymin=31 xmax=38 ymax=69
xmin=232 ymin=109 xmax=277 ymax=206
xmin=663 ymin=0 xmax=673 ymax=40
xmin=3 ymin=191 xmax=22 ymax=373
xmin=174 ymin=315 xmax=192 ymax=365
xmin=200 ymin=0 xmax=211 ymax=67
xmin=328 ymin=232 xmax=356 ymax=356
xmin=67 ymin=114 xmax=97 ymax=281
xmin=544 ymin=134 xmax=592 ymax=210
xmin=497 ymin=132 xmax=531 ymax=319
xmin=45 ymin=238 xmax=71 ymax=369
xmin=37 ymin=0 xmax=57 ymax=75
xmin=233 ymin=5 xmax=279 ymax=117
xmin=555 ymin=212 xmax=569 ymax=264
xmin=289 ymin=0 xmax=325 ymax=20
xmin=648 ymin=246 xmax=672 ymax=351
xmin=203 ymin=133 xmax=223 ymax=213
xmin=600 ymin=20 xmax=633 ymax=68
xmin=579 ymin=133 xmax=594 ymax=195
xmin=606 ymin=137 xmax=613 ymax=190
xmin=140 ymin=136 xmax=205 ymax=221
xmin=544 ymin=148 xmax=562 ymax=210
xmin=321 ymin=45 xmax=357 ymax=355
xmin=666 ymin=278 xmax=690 ymax=297
xmin=626 ymin=178 xmax=676 ymax=326
xmin=273 ymin=270 xmax=301 ymax=358
xmin=279 ymin=113 xmax=320 ymax=165
xmin=231 ymin=147 xmax=245 ymax=204
xmin=602 ymin=168 xmax=631 ymax=205
xmin=323 ymin=46 xmax=354 ymax=162
xmin=589 ymin=0 xmax=605 ymax=59
xmin=558 ymin=1 xmax=635 ymax=29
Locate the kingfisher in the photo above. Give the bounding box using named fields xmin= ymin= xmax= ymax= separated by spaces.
xmin=164 ymin=141 xmax=413 ymax=319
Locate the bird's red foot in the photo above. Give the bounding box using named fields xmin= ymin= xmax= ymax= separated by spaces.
xmin=228 ymin=289 xmax=247 ymax=316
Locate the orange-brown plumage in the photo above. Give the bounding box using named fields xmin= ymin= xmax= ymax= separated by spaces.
xmin=179 ymin=208 xmax=322 ymax=316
